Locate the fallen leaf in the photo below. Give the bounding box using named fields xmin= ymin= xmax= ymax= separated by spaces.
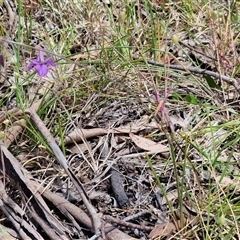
xmin=68 ymin=142 xmax=91 ymax=154
xmin=148 ymin=221 xmax=177 ymax=239
xmin=64 ymin=128 xmax=108 ymax=145
xmin=169 ymin=114 xmax=187 ymax=128
xmin=129 ymin=133 xmax=169 ymax=153
xmin=113 ymin=115 xmax=158 ymax=133
xmin=215 ymin=176 xmax=240 ymax=191
xmin=162 ymin=189 xmax=178 ymax=205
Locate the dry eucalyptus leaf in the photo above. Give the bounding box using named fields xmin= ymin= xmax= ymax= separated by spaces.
xmin=64 ymin=128 xmax=108 ymax=145
xmin=148 ymin=221 xmax=178 ymax=239
xmin=68 ymin=142 xmax=91 ymax=154
xmin=162 ymin=189 xmax=178 ymax=205
xmin=129 ymin=132 xmax=169 ymax=153
xmin=113 ymin=115 xmax=158 ymax=133
xmin=215 ymin=176 xmax=240 ymax=191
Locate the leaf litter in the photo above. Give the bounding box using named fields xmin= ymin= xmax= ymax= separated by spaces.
xmin=0 ymin=0 xmax=240 ymax=239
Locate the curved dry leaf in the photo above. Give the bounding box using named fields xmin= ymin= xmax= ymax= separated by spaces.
xmin=4 ymin=119 xmax=26 ymax=148
xmin=64 ymin=128 xmax=108 ymax=145
xmin=215 ymin=176 xmax=240 ymax=191
xmin=68 ymin=143 xmax=91 ymax=154
xmin=129 ymin=133 xmax=169 ymax=153
xmin=113 ymin=115 xmax=158 ymax=133
xmin=148 ymin=221 xmax=177 ymax=239
xmin=162 ymin=189 xmax=178 ymax=205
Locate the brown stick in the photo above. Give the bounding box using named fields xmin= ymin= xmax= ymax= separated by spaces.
xmin=30 ymin=211 xmax=61 ymax=240
xmin=133 ymin=56 xmax=240 ymax=94
xmin=103 ymin=215 xmax=154 ymax=232
xmin=32 ymin=181 xmax=92 ymax=230
xmin=26 ymin=108 xmax=102 ymax=235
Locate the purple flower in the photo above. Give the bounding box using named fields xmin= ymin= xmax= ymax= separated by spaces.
xmin=26 ymin=50 xmax=56 ymax=77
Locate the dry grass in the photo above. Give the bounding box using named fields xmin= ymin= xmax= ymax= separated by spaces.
xmin=0 ymin=0 xmax=240 ymax=239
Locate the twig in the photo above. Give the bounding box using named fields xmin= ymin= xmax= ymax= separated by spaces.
xmin=4 ymin=119 xmax=26 ymax=148
xmin=103 ymin=215 xmax=154 ymax=232
xmin=101 ymin=221 xmax=107 ymax=240
xmin=33 ymin=182 xmax=91 ymax=231
xmin=25 ymin=108 xmax=101 ymax=235
xmin=0 ymin=180 xmax=44 ymax=240
xmin=133 ymin=56 xmax=240 ymax=94
xmin=0 ymin=37 xmax=83 ymax=67
xmin=89 ymin=212 xmax=149 ymax=240
xmin=89 ymin=226 xmax=115 ymax=240
xmin=0 ymin=37 xmax=66 ymax=59
xmin=30 ymin=211 xmax=60 ymax=240
xmin=122 ymin=211 xmax=149 ymax=222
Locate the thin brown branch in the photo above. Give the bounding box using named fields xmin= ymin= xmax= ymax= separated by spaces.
xmin=0 ymin=180 xmax=44 ymax=240
xmin=32 ymin=181 xmax=92 ymax=230
xmin=4 ymin=119 xmax=26 ymax=148
xmin=103 ymin=215 xmax=154 ymax=232
xmin=25 ymin=108 xmax=102 ymax=235
xmin=30 ymin=211 xmax=61 ymax=240
xmin=133 ymin=56 xmax=240 ymax=94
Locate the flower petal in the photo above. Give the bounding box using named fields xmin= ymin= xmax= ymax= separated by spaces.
xmin=26 ymin=51 xmax=56 ymax=76
xmin=44 ymin=58 xmax=56 ymax=67
xmin=35 ymin=64 xmax=49 ymax=77
xmin=26 ymin=62 xmax=35 ymax=71
xmin=26 ymin=59 xmax=39 ymax=71
xmin=37 ymin=50 xmax=45 ymax=62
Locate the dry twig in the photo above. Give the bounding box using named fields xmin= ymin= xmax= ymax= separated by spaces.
xmin=134 ymin=56 xmax=240 ymax=94
xmin=25 ymin=107 xmax=102 ymax=235
xmin=103 ymin=215 xmax=154 ymax=232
